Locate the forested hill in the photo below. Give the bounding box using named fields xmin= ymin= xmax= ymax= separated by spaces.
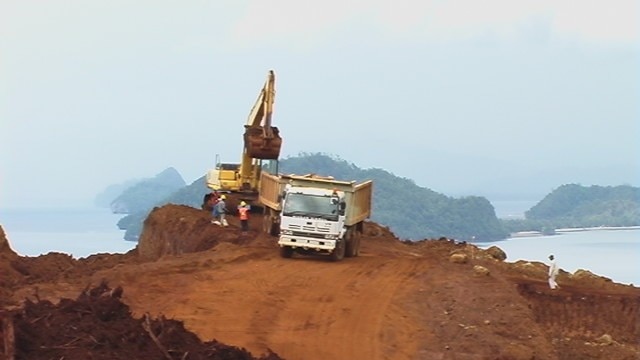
xmin=527 ymin=184 xmax=639 ymax=227
xmin=114 ymin=154 xmax=508 ymax=242
xmin=279 ymin=153 xmax=507 ymax=241
xmin=109 ymin=167 xmax=186 ymax=214
xmin=501 ymin=184 xmax=640 ymax=233
xmin=107 ymin=156 xmax=639 ymax=241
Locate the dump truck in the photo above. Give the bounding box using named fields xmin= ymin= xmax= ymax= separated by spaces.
xmin=260 ymin=172 xmax=373 ymax=261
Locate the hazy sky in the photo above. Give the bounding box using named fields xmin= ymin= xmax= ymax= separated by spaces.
xmin=1 ymin=0 xmax=638 ymax=208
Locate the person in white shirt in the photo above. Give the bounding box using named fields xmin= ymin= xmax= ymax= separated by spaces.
xmin=548 ymin=254 xmax=560 ymax=289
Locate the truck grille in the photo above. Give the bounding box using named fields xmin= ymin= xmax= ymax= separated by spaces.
xmin=291 ymin=231 xmax=326 ymax=239
xmin=286 ymin=223 xmax=333 ymax=240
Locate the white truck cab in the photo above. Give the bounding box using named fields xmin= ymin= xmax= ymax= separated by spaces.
xmin=278 ymin=186 xmax=346 ymax=252
xmin=259 ymin=173 xmax=372 ymax=261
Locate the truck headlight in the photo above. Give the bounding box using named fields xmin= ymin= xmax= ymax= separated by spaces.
xmin=324 ymin=234 xmax=338 ymax=240
xmin=281 ymin=229 xmax=293 ymax=235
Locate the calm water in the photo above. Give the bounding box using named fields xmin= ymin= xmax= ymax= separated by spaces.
xmin=490 ymin=199 xmax=538 ymax=219
xmin=0 ymin=207 xmax=135 ymax=259
xmin=487 ymin=200 xmax=640 ymax=285
xmin=1 ymin=207 xmax=638 ymax=285
xmin=476 ymin=229 xmax=640 ymax=286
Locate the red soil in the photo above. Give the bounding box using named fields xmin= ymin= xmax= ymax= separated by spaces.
xmin=1 ymin=204 xmax=638 ymax=359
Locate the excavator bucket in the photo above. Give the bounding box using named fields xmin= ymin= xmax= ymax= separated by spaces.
xmin=244 ymin=126 xmax=282 ymax=160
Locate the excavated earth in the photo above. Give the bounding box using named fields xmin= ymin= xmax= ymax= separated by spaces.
xmin=1 ymin=204 xmax=639 ymax=360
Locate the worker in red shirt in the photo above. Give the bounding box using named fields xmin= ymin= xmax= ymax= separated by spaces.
xmin=237 ymin=201 xmax=251 ymax=234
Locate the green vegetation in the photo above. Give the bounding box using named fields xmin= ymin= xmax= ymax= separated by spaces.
xmin=111 ymin=155 xmax=638 ymax=242
xmin=280 ymin=153 xmax=508 ymax=241
xmin=501 ymin=184 xmax=640 ymax=232
xmin=115 ymin=153 xmax=508 ymax=241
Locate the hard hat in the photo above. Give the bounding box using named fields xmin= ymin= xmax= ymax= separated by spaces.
xmin=240 ymin=201 xmax=246 ymax=206
xmin=220 ymin=194 xmax=227 ymax=200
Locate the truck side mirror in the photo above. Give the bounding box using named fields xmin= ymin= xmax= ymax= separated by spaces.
xmin=339 ymin=201 xmax=346 ymax=216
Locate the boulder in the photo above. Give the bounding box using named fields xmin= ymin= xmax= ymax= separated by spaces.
xmin=449 ymin=253 xmax=469 ymax=264
xmin=595 ymin=334 xmax=614 ymax=346
xmin=485 ymin=246 xmax=507 ymax=261
xmin=473 ymin=265 xmax=490 ymax=276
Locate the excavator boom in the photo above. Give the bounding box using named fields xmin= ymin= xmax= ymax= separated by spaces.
xmin=206 ymin=70 xmax=283 ymax=209
xmin=244 ymin=70 xmax=282 ymax=160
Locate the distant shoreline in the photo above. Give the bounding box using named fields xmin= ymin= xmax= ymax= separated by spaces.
xmin=555 ymin=226 xmax=640 ymax=232
xmin=510 ymin=226 xmax=640 ymax=238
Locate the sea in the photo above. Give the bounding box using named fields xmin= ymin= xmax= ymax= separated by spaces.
xmin=0 ymin=203 xmax=638 ymax=285
xmin=475 ymin=228 xmax=640 ymax=286
xmin=0 ymin=207 xmax=135 ymax=259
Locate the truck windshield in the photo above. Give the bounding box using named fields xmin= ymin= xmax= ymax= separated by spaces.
xmin=283 ymin=193 xmax=339 ymax=220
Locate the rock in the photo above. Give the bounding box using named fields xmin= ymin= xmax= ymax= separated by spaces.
xmin=485 ymin=246 xmax=507 ymax=261
xmin=595 ymin=334 xmax=614 ymax=346
xmin=572 ymin=269 xmax=613 ymax=284
xmin=0 ymin=226 xmax=18 ymax=257
xmin=573 ymin=269 xmax=598 ymax=279
xmin=449 ymin=253 xmax=468 ymax=264
xmin=512 ymin=261 xmax=545 ymax=278
xmin=473 ymin=265 xmax=490 ymax=276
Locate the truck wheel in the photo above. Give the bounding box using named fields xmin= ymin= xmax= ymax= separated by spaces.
xmin=280 ymin=246 xmax=293 ymax=258
xmin=263 ymin=214 xmax=271 ymax=234
xmin=353 ymin=223 xmax=363 ymax=257
xmin=269 ymin=219 xmax=280 ymax=237
xmin=263 ymin=210 xmax=279 ymax=236
xmin=330 ymin=240 xmax=345 ymax=262
xmin=352 ymin=233 xmax=361 ymax=257
xmin=345 ymin=228 xmax=356 ymax=258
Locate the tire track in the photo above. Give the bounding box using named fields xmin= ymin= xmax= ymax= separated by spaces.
xmin=260 ymin=255 xmax=428 ymax=360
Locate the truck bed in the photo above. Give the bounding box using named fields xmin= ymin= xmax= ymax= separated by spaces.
xmin=259 ymin=173 xmax=372 ymax=226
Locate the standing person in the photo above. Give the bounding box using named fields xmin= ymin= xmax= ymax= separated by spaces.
xmin=548 ymin=254 xmax=560 ymax=289
xmin=211 ymin=199 xmax=219 ymax=225
xmin=215 ymin=194 xmax=228 ymax=227
xmin=237 ymin=201 xmax=251 ymax=234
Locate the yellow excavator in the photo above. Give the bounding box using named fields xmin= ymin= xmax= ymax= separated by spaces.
xmin=205 ymin=70 xmax=282 ymax=207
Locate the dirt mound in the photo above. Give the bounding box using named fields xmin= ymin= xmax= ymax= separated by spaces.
xmin=2 ymin=281 xmax=283 ymax=360
xmin=0 ymin=226 xmax=21 ymax=308
xmin=138 ymin=205 xmax=251 ymax=261
xmin=0 ymin=225 xmax=139 ymax=308
xmin=2 ymin=205 xmax=639 ymax=360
